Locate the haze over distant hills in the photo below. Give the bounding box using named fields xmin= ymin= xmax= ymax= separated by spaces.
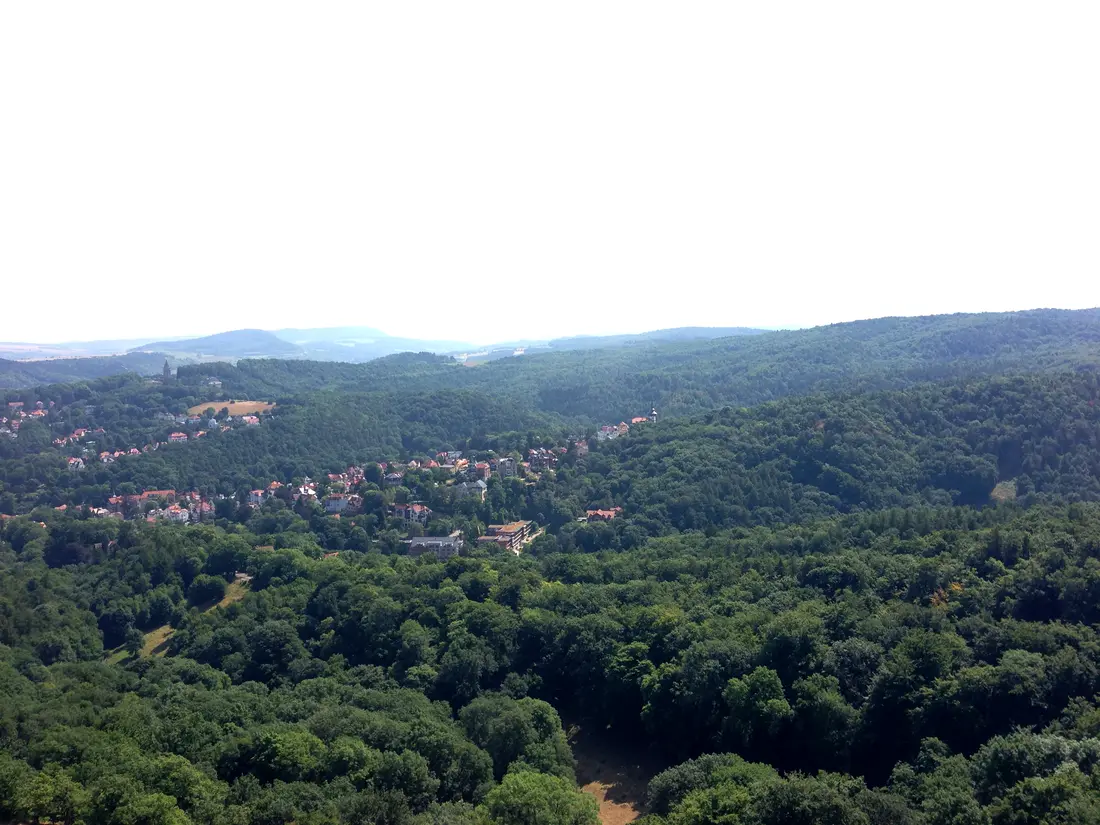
xmin=0 ymin=310 xmax=1096 ymax=390
xmin=546 ymin=326 xmax=766 ymax=350
xmin=128 ymin=324 xmax=770 ymax=362
xmin=0 ymin=323 xmax=769 ymax=373
xmin=131 ymin=329 xmax=302 ymax=359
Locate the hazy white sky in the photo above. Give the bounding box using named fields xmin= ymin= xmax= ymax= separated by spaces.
xmin=2 ymin=3 xmax=1098 ymax=345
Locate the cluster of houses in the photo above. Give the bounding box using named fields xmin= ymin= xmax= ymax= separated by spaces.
xmin=246 ymin=472 xmax=369 ymax=515
xmin=2 ymin=398 xmax=243 ymax=466
xmin=373 ymin=448 xmax=569 ymax=495
xmin=597 ymin=406 xmax=658 ymax=441
xmin=58 ymin=489 xmax=220 ymax=523
xmin=61 ymin=410 xmax=262 ymax=468
xmin=88 ymin=467 xmax=544 ymax=560
xmin=20 ymin=407 xmax=652 ymax=551
xmin=2 ymin=400 xmax=53 ymax=439
xmin=54 ymin=426 xmax=108 ymax=448
xmin=225 ymin=453 xmax=557 ymax=561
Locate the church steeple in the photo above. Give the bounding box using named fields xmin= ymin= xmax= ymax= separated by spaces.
xmin=649 ymin=404 xmax=658 ymax=424
xmin=163 ymin=359 xmax=172 ymax=382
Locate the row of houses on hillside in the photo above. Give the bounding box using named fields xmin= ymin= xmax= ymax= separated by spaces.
xmin=97 ymin=489 xmax=218 ymax=523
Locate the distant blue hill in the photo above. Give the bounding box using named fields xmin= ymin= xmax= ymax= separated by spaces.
xmin=131 ymin=329 xmax=302 ymax=358
xmin=547 ymin=326 xmax=767 ymax=350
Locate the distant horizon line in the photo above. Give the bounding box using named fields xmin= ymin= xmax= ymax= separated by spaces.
xmin=3 ymin=305 xmax=1096 ymax=349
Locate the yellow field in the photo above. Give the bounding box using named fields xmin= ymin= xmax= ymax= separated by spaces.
xmin=188 ymin=400 xmax=275 ymax=415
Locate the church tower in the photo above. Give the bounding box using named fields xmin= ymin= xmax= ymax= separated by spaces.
xmin=163 ymin=359 xmax=172 ymax=382
xmin=649 ymin=404 xmax=658 ymax=424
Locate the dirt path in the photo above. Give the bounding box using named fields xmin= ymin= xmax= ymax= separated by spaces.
xmin=568 ymin=723 xmax=658 ymax=825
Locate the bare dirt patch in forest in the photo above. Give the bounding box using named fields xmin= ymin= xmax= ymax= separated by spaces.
xmin=568 ymin=723 xmax=658 ymax=825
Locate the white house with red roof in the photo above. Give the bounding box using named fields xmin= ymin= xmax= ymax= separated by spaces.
xmin=392 ymin=502 xmax=433 ymax=525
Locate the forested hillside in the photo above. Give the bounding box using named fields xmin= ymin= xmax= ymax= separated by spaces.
xmin=3 ymin=501 xmax=1100 ymax=824
xmin=3 ymin=308 xmax=1100 ymax=825
xmin=171 ymin=309 xmax=1100 ymax=422
xmin=537 ymin=372 xmax=1100 ymax=545
xmin=0 ymin=353 xmax=169 ymax=389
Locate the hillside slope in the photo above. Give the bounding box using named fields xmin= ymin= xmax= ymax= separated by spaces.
xmin=182 ymin=308 xmax=1100 ymax=421
xmin=537 ymin=370 xmax=1100 ymax=545
xmin=0 ymin=353 xmax=169 ymax=389
xmin=133 ymin=329 xmax=302 ymax=358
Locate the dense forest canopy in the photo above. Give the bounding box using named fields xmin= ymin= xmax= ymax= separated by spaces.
xmin=3 ymin=307 xmax=1100 ymax=825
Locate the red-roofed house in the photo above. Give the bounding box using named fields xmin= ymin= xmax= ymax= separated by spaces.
xmin=169 ymin=432 xmax=188 ymax=443
xmin=140 ymin=490 xmax=176 ymax=503
xmin=165 ymin=505 xmax=191 ymax=523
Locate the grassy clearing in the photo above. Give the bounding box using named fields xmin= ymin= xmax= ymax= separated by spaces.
xmin=142 ymin=625 xmax=175 ymax=657
xmin=216 ymin=580 xmax=249 ymax=609
xmin=104 ymin=646 xmax=130 ymax=665
xmin=103 ymin=581 xmax=249 ymax=664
